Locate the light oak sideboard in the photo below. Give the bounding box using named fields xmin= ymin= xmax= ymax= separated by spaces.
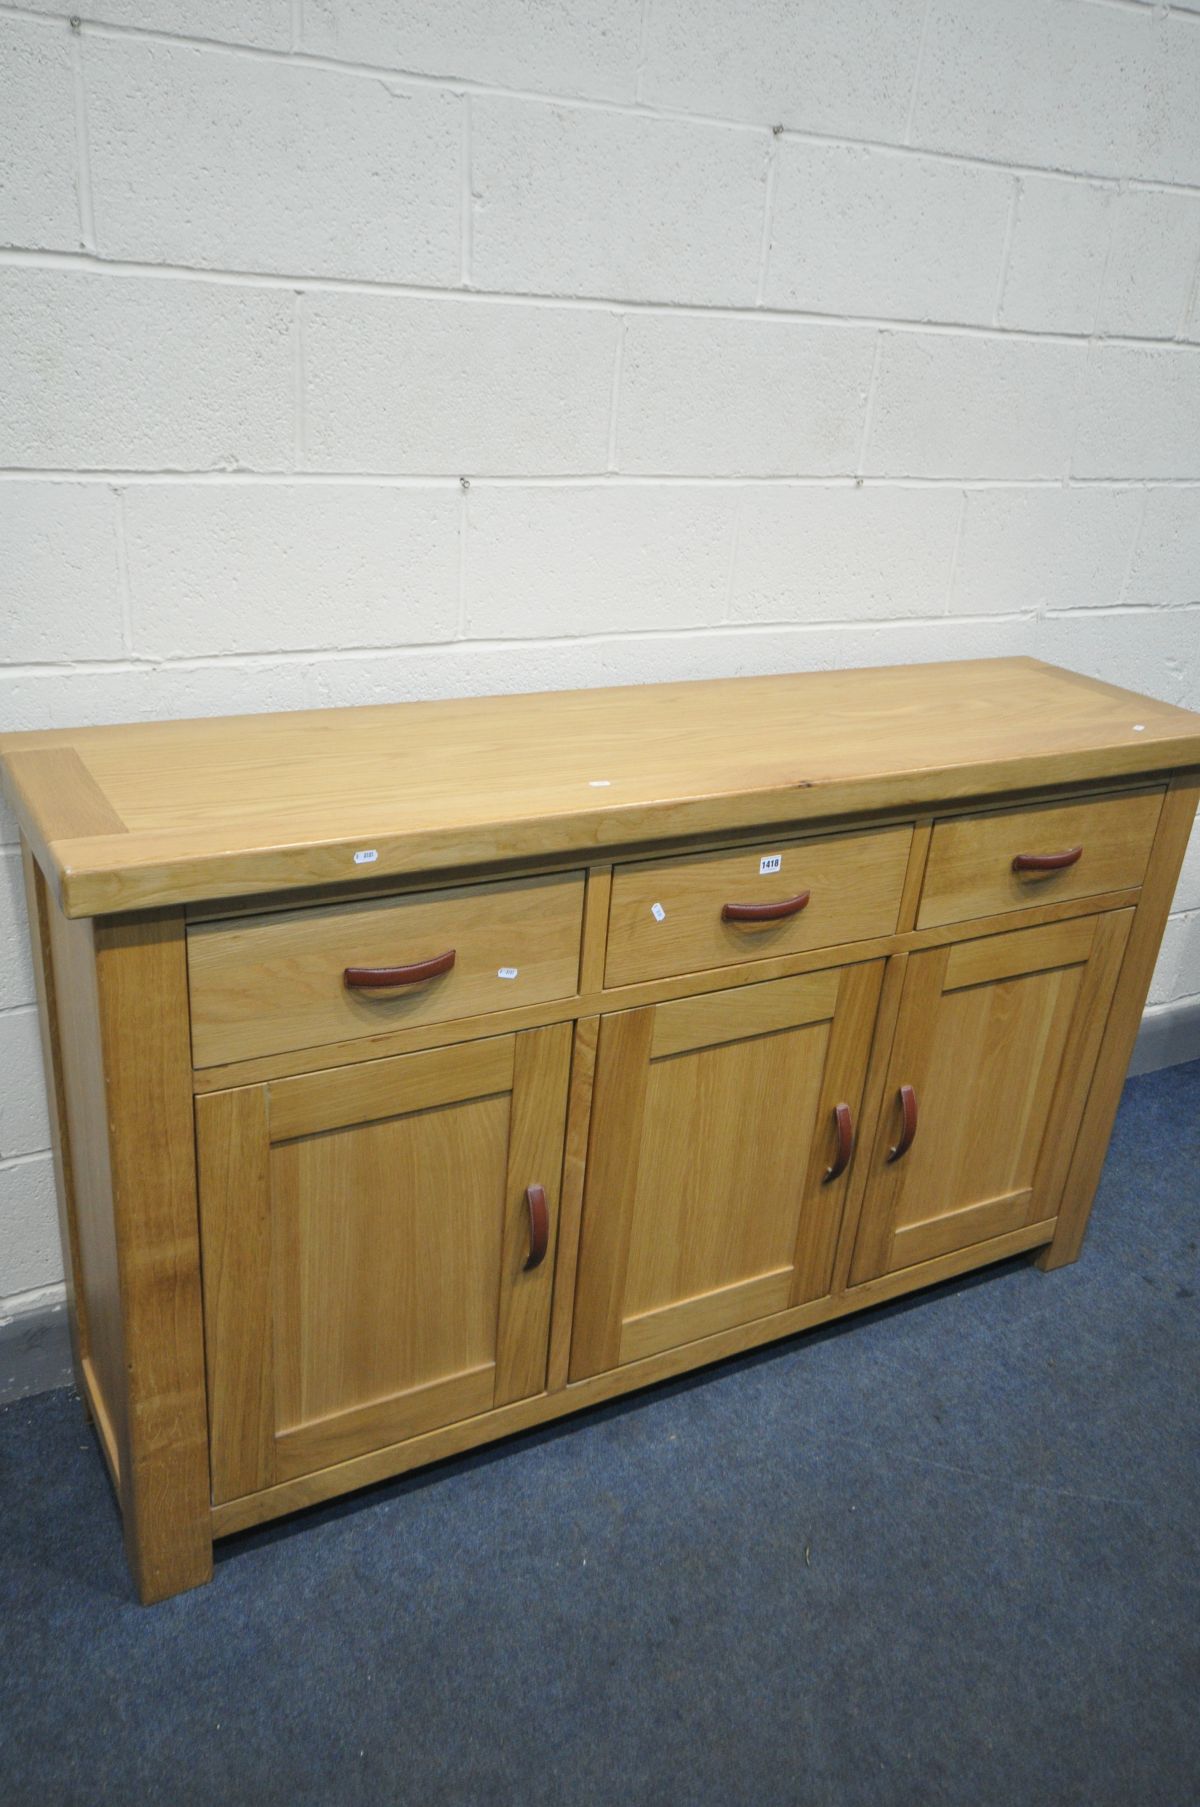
xmin=4 ymin=657 xmax=1199 ymax=1604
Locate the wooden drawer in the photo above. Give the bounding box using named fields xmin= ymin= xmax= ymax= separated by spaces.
xmin=604 ymin=825 xmax=913 ymax=988
xmin=188 ymin=870 xmax=585 ymax=1067
xmin=916 ymin=787 xmax=1164 ymax=930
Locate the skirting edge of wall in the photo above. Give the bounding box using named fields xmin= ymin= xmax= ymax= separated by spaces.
xmin=0 ymin=1291 xmax=72 ymax=1407
xmin=1127 ymin=996 xmax=1200 ymax=1078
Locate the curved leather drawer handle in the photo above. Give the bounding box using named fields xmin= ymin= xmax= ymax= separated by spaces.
xmin=1012 ymin=845 xmax=1083 ymax=873
xmin=344 ymin=949 xmax=456 ymax=988
xmin=823 ymin=1101 xmax=854 ymax=1184
xmin=722 ymin=889 xmax=811 ymax=923
xmin=524 ymin=1184 xmax=549 ymax=1272
xmin=886 ymin=1083 xmax=918 ymax=1164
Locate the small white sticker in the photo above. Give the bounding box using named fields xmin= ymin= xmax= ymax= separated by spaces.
xmin=588 ymin=779 xmax=611 ymax=787
xmin=353 ymin=849 xmax=379 ymax=865
xmin=497 ymin=966 xmax=519 ymax=980
xmin=759 ymin=853 xmax=783 ymax=875
xmin=650 ymin=902 xmax=666 ymax=922
xmin=1132 ymin=723 xmax=1146 ymax=732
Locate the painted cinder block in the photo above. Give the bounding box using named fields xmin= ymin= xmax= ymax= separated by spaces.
xmin=0 ymin=1012 xmax=51 ymax=1160
xmin=999 ymin=176 xmax=1114 ymax=335
xmin=1074 ymin=346 xmax=1200 ymax=481
xmin=764 ymin=142 xmax=1013 ymax=326
xmin=86 ymin=38 xmax=461 ymax=285
xmin=0 ymin=270 xmax=293 ymax=470
xmin=1124 ymin=490 xmax=1200 ymax=610
xmin=124 ymin=484 xmax=461 ymax=657
xmin=302 ymin=0 xmax=645 ymax=102
xmin=1 ymin=486 xmax=124 ymax=660
xmin=471 ymin=97 xmax=768 ymax=308
xmin=0 ymin=853 xmax=36 ymax=1013
xmin=863 ymin=331 xmax=1086 ymax=479
xmin=1149 ymin=910 xmax=1200 ymax=1007
xmin=1098 ymin=189 xmax=1200 ymax=340
xmin=952 ymin=488 xmax=1143 ymax=615
xmin=912 ymin=0 xmax=1200 ymax=187
xmin=462 ymin=485 xmax=739 ymax=637
xmin=303 ymin=293 xmax=617 ymax=474
xmin=617 ymin=314 xmax=876 ymax=476
xmin=0 ymin=1156 xmax=61 ymax=1296
xmin=642 ymin=0 xmax=926 ymax=141
xmin=0 ymin=15 xmax=79 ymax=253
xmin=16 ymin=0 xmax=291 ymax=47
xmin=728 ymin=485 xmax=961 ymax=622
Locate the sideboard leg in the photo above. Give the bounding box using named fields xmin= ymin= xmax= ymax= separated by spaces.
xmin=93 ymin=909 xmax=213 ymax=1603
xmin=1038 ymin=773 xmax=1200 ymax=1273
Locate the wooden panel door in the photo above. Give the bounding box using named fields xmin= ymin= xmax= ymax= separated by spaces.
xmin=198 ymin=1024 xmax=572 ymax=1503
xmin=849 ymin=911 xmax=1132 ymax=1283
xmin=569 ymin=961 xmax=884 ymax=1380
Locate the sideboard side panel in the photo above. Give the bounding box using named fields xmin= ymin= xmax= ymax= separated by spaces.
xmin=1038 ymin=769 xmax=1200 ymax=1271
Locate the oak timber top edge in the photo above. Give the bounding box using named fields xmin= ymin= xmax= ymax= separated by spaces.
xmin=3 ymin=658 xmax=1199 ymax=919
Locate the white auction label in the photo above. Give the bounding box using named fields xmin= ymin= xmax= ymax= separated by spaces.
xmin=759 ymin=853 xmax=782 ymax=875
xmin=353 ymin=849 xmax=379 ymax=865
xmin=650 ymin=902 xmax=666 ymax=922
xmin=497 ymin=967 xmax=519 ymax=979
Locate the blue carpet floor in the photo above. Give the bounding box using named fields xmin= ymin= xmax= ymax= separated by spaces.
xmin=1 ymin=1060 xmax=1198 ymax=1807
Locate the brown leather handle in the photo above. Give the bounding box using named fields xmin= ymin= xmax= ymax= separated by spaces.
xmin=344 ymin=949 xmax=456 ymax=988
xmin=823 ymin=1101 xmax=854 ymax=1184
xmin=886 ymin=1083 xmax=918 ymax=1163
xmin=722 ymin=889 xmax=811 ymax=923
xmin=1012 ymin=845 xmax=1083 ymax=873
xmin=524 ymin=1185 xmax=549 ymax=1272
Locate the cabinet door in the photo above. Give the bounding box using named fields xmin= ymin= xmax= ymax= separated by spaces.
xmin=850 ymin=911 xmax=1132 ymax=1283
xmin=198 ymin=1024 xmax=571 ymax=1503
xmin=569 ymin=961 xmax=883 ymax=1380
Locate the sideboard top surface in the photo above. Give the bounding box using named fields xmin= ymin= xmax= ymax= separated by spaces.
xmin=4 ymin=657 xmax=1199 ymax=918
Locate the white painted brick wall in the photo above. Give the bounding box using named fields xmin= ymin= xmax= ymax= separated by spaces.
xmin=124 ymin=485 xmax=461 ymax=657
xmin=998 ymin=176 xmax=1115 ymax=335
xmin=1074 ymin=346 xmax=1200 ymax=479
xmin=18 ymin=0 xmax=293 ymax=46
xmin=0 ymin=852 xmax=36 ymax=1011
xmin=763 ymin=144 xmax=1013 ymax=326
xmin=0 ymin=1156 xmax=61 ymax=1298
xmin=301 ymin=293 xmax=617 ymax=472
xmin=0 ymin=16 xmax=78 ymax=251
xmin=0 ymin=270 xmax=294 ymax=467
xmin=301 ymin=0 xmax=645 ymax=101
xmin=86 ymin=40 xmax=463 ymax=284
xmin=912 ymin=0 xmax=1200 ymax=186
xmin=2 ymin=0 xmax=1199 ymax=1311
xmin=1125 ymin=490 xmax=1200 ymax=608
xmin=1098 ymin=190 xmax=1200 ymax=339
xmin=463 ymin=486 xmax=738 ymax=638
xmin=864 ymin=333 xmax=1088 ymax=479
xmin=2 ymin=485 xmax=125 ymax=659
xmin=951 ymin=489 xmax=1144 ymax=616
xmin=728 ymin=486 xmax=961 ymax=623
xmin=641 ymin=0 xmax=926 ymax=140
xmin=617 ymin=316 xmax=876 ymax=474
xmin=0 ymin=1010 xmax=51 ymax=1158
xmin=470 ymin=99 xmax=769 ymax=308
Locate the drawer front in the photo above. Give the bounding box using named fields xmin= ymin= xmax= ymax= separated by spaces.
xmin=604 ymin=825 xmax=913 ymax=988
xmin=188 ymin=870 xmax=585 ymax=1067
xmin=916 ymin=787 xmax=1164 ymax=930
